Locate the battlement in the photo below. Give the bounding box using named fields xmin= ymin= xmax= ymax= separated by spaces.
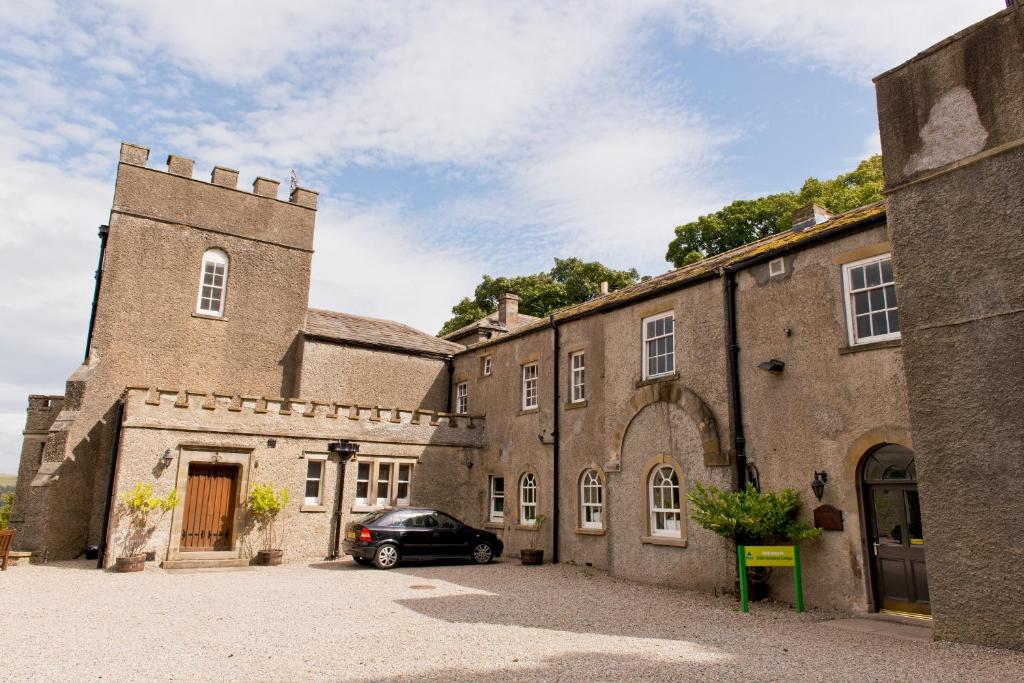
xmin=119 ymin=143 xmax=319 ymax=209
xmin=121 ymin=387 xmax=486 ymax=449
xmin=112 ymin=142 xmax=317 ymax=252
xmin=24 ymin=394 xmax=65 ymax=435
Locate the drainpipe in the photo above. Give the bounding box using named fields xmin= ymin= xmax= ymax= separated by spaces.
xmin=84 ymin=225 xmax=109 ymax=363
xmin=97 ymin=399 xmax=125 ymax=568
xmin=445 ymin=356 xmax=454 ymax=413
xmin=723 ymin=269 xmax=748 ymax=491
xmin=329 ymin=459 xmax=348 ymax=560
xmin=549 ymin=314 xmax=560 ymax=564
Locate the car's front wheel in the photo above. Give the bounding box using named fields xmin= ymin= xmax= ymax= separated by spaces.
xmin=471 ymin=542 xmax=494 ymax=564
xmin=373 ymin=544 xmax=400 ymax=569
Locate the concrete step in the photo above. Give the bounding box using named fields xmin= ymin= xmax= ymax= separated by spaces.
xmin=161 ymin=557 xmax=250 ymax=570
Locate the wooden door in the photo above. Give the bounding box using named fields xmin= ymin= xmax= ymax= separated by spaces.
xmin=862 ymin=445 xmax=930 ymax=615
xmin=181 ymin=463 xmax=238 ymax=551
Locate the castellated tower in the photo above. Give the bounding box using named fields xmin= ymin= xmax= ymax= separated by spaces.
xmin=10 ymin=143 xmax=320 ymax=559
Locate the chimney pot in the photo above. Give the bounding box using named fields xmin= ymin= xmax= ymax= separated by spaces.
xmin=253 ymin=177 xmax=281 ymax=198
xmin=498 ymin=293 xmax=520 ymax=327
xmin=211 ymin=166 xmax=239 ymax=189
xmin=791 ymin=203 xmax=833 ymax=232
xmin=599 ymin=281 xmax=609 ymax=295
xmin=166 ymin=155 xmax=194 ymax=178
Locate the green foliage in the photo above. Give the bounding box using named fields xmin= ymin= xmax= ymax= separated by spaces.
xmin=687 ymin=482 xmax=821 ymax=547
xmin=528 ymin=513 xmax=547 ymax=550
xmin=248 ymin=483 xmax=290 ymax=551
xmin=0 ymin=492 xmax=14 ymax=530
xmin=438 ymin=257 xmax=643 ymax=336
xmin=117 ymin=483 xmax=179 ymax=558
xmin=666 ymin=155 xmax=884 ymax=267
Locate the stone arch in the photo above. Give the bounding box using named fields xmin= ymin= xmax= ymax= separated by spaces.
xmin=844 ymin=425 xmax=914 ymax=483
xmin=606 ymin=381 xmax=723 ymax=472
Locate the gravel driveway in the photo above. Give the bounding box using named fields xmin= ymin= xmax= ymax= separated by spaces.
xmin=2 ymin=558 xmax=1022 ymax=682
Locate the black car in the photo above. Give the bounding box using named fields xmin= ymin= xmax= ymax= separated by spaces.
xmin=343 ymin=508 xmax=503 ymax=569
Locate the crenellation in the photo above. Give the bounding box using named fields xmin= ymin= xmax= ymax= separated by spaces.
xmin=252 ymin=176 xmax=280 ymax=198
xmin=119 ymin=141 xmax=149 ymax=166
xmin=289 ymin=186 xmax=318 ymax=209
xmin=210 ymin=166 xmax=239 ymax=189
xmin=166 ymin=154 xmax=194 ymax=178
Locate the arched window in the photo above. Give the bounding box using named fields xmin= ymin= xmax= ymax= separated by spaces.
xmin=862 ymin=444 xmax=916 ymax=482
xmin=519 ymin=472 xmax=537 ymax=524
xmin=579 ymin=469 xmax=603 ymax=529
xmin=196 ymin=249 xmax=229 ymax=317
xmin=648 ymin=465 xmax=681 ymax=538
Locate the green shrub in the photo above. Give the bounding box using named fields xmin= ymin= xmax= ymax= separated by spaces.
xmin=528 ymin=513 xmax=547 ymax=550
xmin=118 ymin=483 xmax=179 ymax=558
xmin=688 ymin=482 xmax=821 ymax=546
xmin=248 ymin=483 xmax=290 ymax=551
xmin=0 ymin=492 xmax=14 ymax=530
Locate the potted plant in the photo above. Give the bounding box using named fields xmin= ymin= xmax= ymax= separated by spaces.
xmin=249 ymin=483 xmax=289 ymax=565
xmin=520 ymin=514 xmax=546 ymax=565
xmin=115 ymin=483 xmax=178 ymax=573
xmin=688 ymin=482 xmax=820 ymax=602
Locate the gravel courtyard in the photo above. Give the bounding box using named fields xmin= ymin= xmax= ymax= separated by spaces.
xmin=3 ymin=559 xmax=1022 ymax=682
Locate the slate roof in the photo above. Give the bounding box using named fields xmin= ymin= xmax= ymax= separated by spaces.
xmin=305 ymin=308 xmax=464 ymax=357
xmin=459 ymin=201 xmax=887 ymax=352
xmin=441 ymin=311 xmax=543 ymax=341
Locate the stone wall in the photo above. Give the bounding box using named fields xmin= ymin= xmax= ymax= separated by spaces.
xmin=105 ymin=388 xmax=483 ymax=566
xmin=875 ymin=4 xmax=1024 ymax=649
xmin=299 ymin=340 xmax=449 ymax=412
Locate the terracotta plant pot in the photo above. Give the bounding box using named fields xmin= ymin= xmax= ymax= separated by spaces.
xmin=257 ymin=549 xmax=284 ymax=566
xmin=115 ymin=555 xmax=146 ymax=573
xmin=520 ymin=548 xmax=544 ymax=565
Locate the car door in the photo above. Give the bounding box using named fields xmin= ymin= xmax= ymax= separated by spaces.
xmin=398 ymin=512 xmax=436 ymax=558
xmin=431 ymin=512 xmax=469 ymax=557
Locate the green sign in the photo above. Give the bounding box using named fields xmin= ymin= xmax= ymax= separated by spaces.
xmin=744 ymin=545 xmax=795 ymax=567
xmin=738 ymin=545 xmax=804 ymax=614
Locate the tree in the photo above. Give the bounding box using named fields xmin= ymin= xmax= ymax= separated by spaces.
xmin=666 ymin=155 xmax=884 ymax=267
xmin=438 ymin=258 xmax=642 ymax=336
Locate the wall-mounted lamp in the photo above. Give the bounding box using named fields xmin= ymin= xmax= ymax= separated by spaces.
xmin=159 ymin=449 xmax=174 ymax=467
xmin=757 ymin=359 xmax=786 ymax=373
xmin=327 ymin=439 xmax=360 ymax=463
xmin=811 ymin=470 xmax=828 ymax=501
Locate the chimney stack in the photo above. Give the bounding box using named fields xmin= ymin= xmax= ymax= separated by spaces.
xmin=791 ymin=203 xmax=833 ymax=232
xmin=498 ymin=293 xmax=520 ymax=327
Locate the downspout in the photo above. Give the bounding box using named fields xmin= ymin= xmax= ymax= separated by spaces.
xmin=549 ymin=314 xmax=560 ymax=564
xmin=445 ymin=356 xmax=454 ymax=413
xmin=97 ymin=399 xmax=125 ymax=569
xmin=84 ymin=224 xmax=109 ymax=363
xmin=723 ymin=269 xmax=748 ymax=491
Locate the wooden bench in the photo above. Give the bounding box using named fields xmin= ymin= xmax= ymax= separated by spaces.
xmin=0 ymin=529 xmax=15 ymax=571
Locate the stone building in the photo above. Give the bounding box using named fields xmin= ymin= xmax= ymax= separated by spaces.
xmin=9 ymin=3 xmax=1022 ymax=650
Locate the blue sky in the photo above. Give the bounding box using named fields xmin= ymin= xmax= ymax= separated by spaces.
xmin=0 ymin=1 xmax=1002 ymax=472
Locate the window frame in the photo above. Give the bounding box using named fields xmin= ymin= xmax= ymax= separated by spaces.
xmin=488 ymin=475 xmax=505 ymax=523
xmin=353 ymin=458 xmax=415 ymax=511
xmin=579 ymin=469 xmax=603 ymax=530
xmin=768 ymin=256 xmax=785 ymax=277
xmin=195 ymin=248 xmax=229 ymax=317
xmin=455 ymin=382 xmax=468 ymax=414
xmin=570 ymin=351 xmax=586 ymax=403
xmin=519 ymin=472 xmax=538 ymax=524
xmin=482 ymin=356 xmax=492 ymax=377
xmin=521 ymin=362 xmax=539 ymax=410
xmin=303 ymin=455 xmax=326 ymax=506
xmin=842 ymin=253 xmax=901 ymax=346
xmin=641 ymin=457 xmax=686 ymax=545
xmin=642 ymin=311 xmax=676 ymax=380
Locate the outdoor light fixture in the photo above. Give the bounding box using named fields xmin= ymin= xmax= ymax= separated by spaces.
xmin=159 ymin=449 xmax=173 ymax=467
xmin=758 ymin=359 xmax=786 ymax=373
xmin=327 ymin=439 xmax=360 ymax=462
xmin=811 ymin=470 xmax=828 ymax=501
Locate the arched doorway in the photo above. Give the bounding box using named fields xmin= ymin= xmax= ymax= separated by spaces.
xmin=860 ymin=444 xmax=930 ymax=616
